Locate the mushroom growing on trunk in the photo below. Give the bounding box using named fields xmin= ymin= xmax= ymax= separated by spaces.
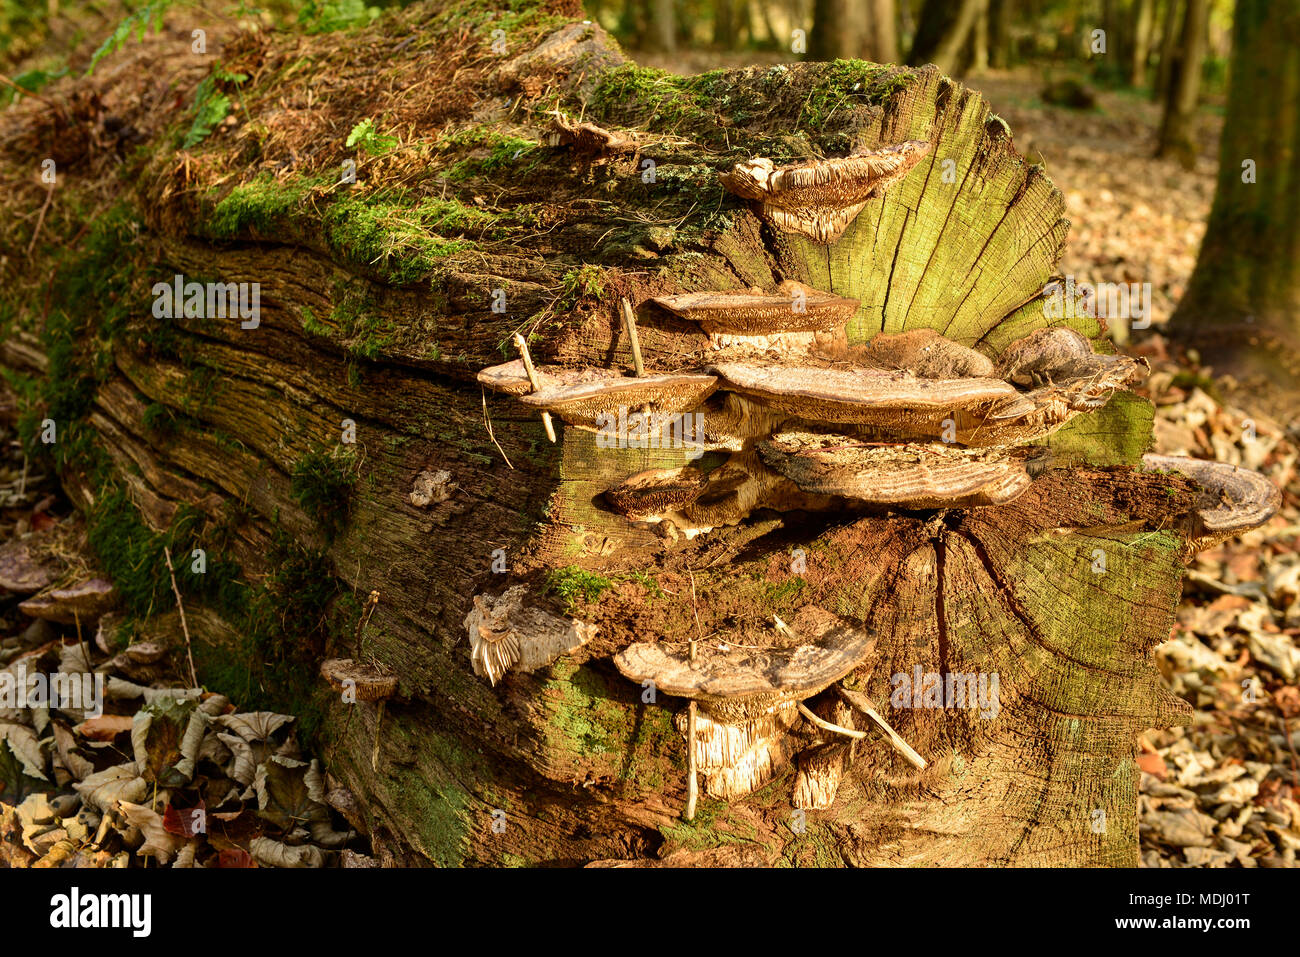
xmin=758 ymin=432 xmax=1040 ymax=508
xmin=518 ymin=370 xmax=719 ymax=428
xmin=613 ymin=609 xmax=875 ymax=800
xmin=720 ymin=141 xmax=933 ymax=243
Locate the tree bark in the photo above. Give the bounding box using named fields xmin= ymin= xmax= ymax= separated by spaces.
xmin=810 ymin=0 xmax=870 ymax=60
xmin=1130 ymin=0 xmax=1157 ymax=86
xmin=1156 ymin=0 xmax=1208 ymax=167
xmin=1153 ymin=0 xmax=1180 ymax=99
xmin=649 ymin=0 xmax=676 ymax=52
xmin=713 ymin=0 xmax=738 ymax=48
xmin=989 ymin=0 xmax=1013 ymax=68
xmin=909 ymin=0 xmax=982 ymax=75
xmin=0 ymin=0 xmax=1214 ymax=866
xmin=971 ymin=0 xmax=990 ymax=72
xmin=869 ymin=0 xmax=900 ymax=63
xmin=1169 ymin=0 xmax=1300 ymax=390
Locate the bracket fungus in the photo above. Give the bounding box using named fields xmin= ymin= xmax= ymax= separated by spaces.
xmin=546 ymin=112 xmax=638 ymax=155
xmin=476 ymin=358 xmax=561 ymax=396
xmin=319 ymin=659 xmax=399 ymax=702
xmin=857 ymin=328 xmax=995 ymax=379
xmin=720 ymin=140 xmax=933 ymax=243
xmin=758 ymin=432 xmax=1039 ymax=508
xmin=518 ymin=370 xmax=719 ymax=428
xmin=652 ymin=280 xmax=859 ymax=335
xmin=711 ymin=361 xmax=1024 ymax=432
xmin=613 ymin=610 xmax=874 ymax=799
xmin=1141 ymin=453 xmax=1280 ymax=553
xmin=603 ymin=465 xmax=710 ymax=523
xmin=465 ymin=584 xmax=597 ymax=685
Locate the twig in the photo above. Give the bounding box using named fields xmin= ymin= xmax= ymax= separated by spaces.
xmin=354 ymin=589 xmax=380 ymax=657
xmin=372 ymin=699 xmax=386 ymax=773
xmin=513 ymin=332 xmax=556 ymax=443
xmin=836 ymin=686 xmax=927 ymax=770
xmin=480 ymin=387 xmax=515 ymax=469
xmin=798 ymin=702 xmax=869 ymax=739
xmin=162 ymin=546 xmax=200 ymax=689
xmin=0 ymin=73 xmax=59 ymax=108
xmin=26 ymin=179 xmax=55 ymax=258
xmin=619 ymin=297 xmax=645 ymax=377
xmin=684 ymin=570 xmax=704 ymax=822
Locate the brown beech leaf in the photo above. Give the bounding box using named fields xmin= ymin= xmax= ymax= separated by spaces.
xmin=75 ymin=714 xmax=134 ymax=742
xmin=217 ymin=847 xmax=256 ymax=868
xmin=118 ymin=800 xmax=186 ymax=864
xmin=162 ymin=799 xmax=206 ymax=838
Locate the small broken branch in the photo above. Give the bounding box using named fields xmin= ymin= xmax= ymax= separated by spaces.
xmin=619 ymin=298 xmax=645 ymax=377
xmin=512 ymin=333 xmax=556 ymax=443
xmin=798 ymin=701 xmax=869 ymax=739
xmin=836 ymin=687 xmax=927 ymax=770
xmin=162 ymin=546 xmax=200 ymax=689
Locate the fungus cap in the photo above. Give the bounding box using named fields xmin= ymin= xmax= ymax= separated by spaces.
xmin=604 ymin=465 xmax=710 ymax=521
xmin=652 ymin=280 xmax=859 ymax=334
xmin=319 ymin=659 xmax=399 ymax=702
xmin=720 ymin=140 xmax=932 ymax=243
xmin=477 ymin=358 xmax=559 ymax=396
xmin=1142 ymin=453 xmax=1280 ymax=543
xmin=519 ymin=370 xmax=719 ymax=426
xmin=712 ymin=361 xmax=1023 ymax=427
xmin=861 ymin=328 xmax=995 ymax=379
xmin=613 ymin=613 xmax=874 ymax=705
xmin=758 ymin=432 xmax=1037 ymax=507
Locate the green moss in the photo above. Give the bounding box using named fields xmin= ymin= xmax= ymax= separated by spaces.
xmin=543 ymin=566 xmax=612 ymax=610
xmin=590 ymin=64 xmax=706 ymax=129
xmin=558 ymin=264 xmax=605 ymax=310
xmin=764 ymin=575 xmax=806 ymax=611
xmin=444 ymin=131 xmax=541 ymax=181
xmin=207 ymin=173 xmax=328 ymax=237
xmin=800 ymin=60 xmax=914 ymax=129
xmin=300 ymin=304 xmax=331 ymax=337
xmin=659 ymin=798 xmax=761 ymax=852
xmin=329 ymin=280 xmax=391 ymax=359
xmin=291 ymin=446 xmax=360 ymax=542
xmin=322 ymin=193 xmax=487 ymax=284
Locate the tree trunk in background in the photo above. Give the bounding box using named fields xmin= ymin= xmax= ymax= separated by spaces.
xmin=1153 ymin=0 xmax=1182 ymax=100
xmin=1101 ymin=0 xmax=1126 ymax=77
xmin=971 ymin=0 xmax=989 ymax=71
xmin=0 ymin=1 xmax=1208 ymax=867
xmin=757 ymin=0 xmax=780 ymax=46
xmin=989 ymin=0 xmax=1013 ymax=67
xmin=909 ymin=0 xmax=981 ymax=75
xmin=1130 ymin=0 xmax=1156 ymax=86
xmin=1170 ymin=0 xmax=1300 ymax=393
xmin=1156 ymin=0 xmax=1207 ymax=167
xmin=713 ymin=0 xmax=737 ymax=47
xmin=649 ymin=0 xmax=676 ymax=51
xmin=870 ymin=0 xmax=900 ymax=62
xmin=811 ymin=0 xmax=869 ymax=60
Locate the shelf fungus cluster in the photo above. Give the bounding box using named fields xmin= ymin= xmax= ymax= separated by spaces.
xmin=470 ymin=139 xmax=1281 ymax=826
xmin=614 ymin=608 xmax=876 ymax=800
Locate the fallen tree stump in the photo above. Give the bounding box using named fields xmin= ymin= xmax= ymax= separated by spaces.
xmin=0 ymin=0 xmax=1278 ymax=866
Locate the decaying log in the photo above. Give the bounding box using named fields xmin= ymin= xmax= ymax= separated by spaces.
xmin=0 ymin=0 xmax=1279 ymax=867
